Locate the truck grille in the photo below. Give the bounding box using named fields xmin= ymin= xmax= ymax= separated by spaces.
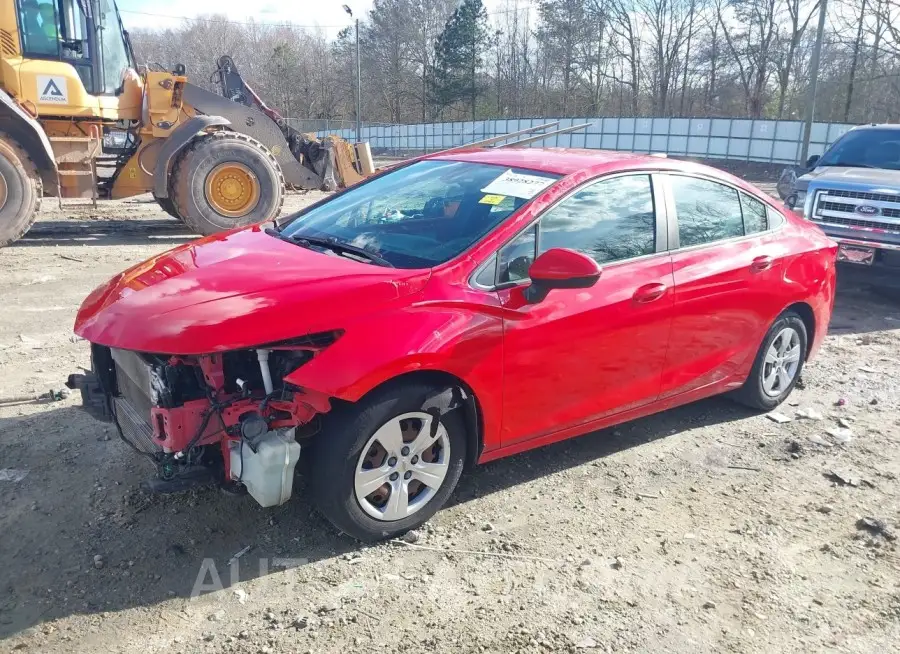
xmin=822 ymin=189 xmax=900 ymax=203
xmin=819 ymin=200 xmax=900 ymax=220
xmin=812 ymin=189 xmax=900 ymax=232
xmin=815 ymin=215 xmax=900 ymax=233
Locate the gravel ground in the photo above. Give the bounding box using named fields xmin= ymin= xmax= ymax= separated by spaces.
xmin=0 ymin=178 xmax=898 ymax=654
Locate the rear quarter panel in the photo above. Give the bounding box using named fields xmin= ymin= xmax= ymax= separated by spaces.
xmin=739 ymin=213 xmax=836 ymax=374
xmin=781 ymin=215 xmax=837 ymax=360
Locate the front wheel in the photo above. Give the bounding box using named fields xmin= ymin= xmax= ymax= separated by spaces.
xmin=155 ymin=196 xmax=181 ymax=221
xmin=0 ymin=133 xmax=42 ymax=247
xmin=170 ymin=131 xmax=284 ymax=236
xmin=732 ymin=311 xmax=808 ymax=410
xmin=309 ymin=382 xmax=467 ymax=541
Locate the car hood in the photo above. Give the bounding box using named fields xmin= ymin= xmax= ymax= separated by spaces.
xmin=74 ymin=226 xmax=431 ymax=354
xmin=796 ymin=166 xmax=900 ymax=191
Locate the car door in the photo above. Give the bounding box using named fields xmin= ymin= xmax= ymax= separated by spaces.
xmin=490 ymin=173 xmax=676 ymax=447
xmin=659 ymin=174 xmax=786 ymax=399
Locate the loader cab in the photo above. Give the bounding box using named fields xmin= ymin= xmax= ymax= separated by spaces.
xmin=16 ymin=0 xmax=134 ymax=97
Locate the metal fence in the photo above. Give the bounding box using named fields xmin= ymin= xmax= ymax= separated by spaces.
xmin=316 ymin=116 xmax=858 ymax=165
xmin=285 ymin=119 xmax=394 ymax=133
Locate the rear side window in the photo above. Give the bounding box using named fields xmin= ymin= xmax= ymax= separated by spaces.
xmin=767 ymin=206 xmax=786 ymax=228
xmin=740 ymin=192 xmax=768 ymax=234
xmin=671 ymin=176 xmax=743 ymax=247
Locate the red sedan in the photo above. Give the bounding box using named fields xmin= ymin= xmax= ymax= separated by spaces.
xmin=70 ymin=148 xmax=837 ymax=540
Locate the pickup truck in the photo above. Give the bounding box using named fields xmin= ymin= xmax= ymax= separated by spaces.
xmin=782 ymin=124 xmax=900 ymax=277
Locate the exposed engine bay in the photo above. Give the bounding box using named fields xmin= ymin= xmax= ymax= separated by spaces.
xmin=66 ymin=336 xmax=338 ymax=506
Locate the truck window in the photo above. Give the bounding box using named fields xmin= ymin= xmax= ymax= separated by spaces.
xmin=18 ymin=0 xmax=61 ymax=57
xmin=819 ymin=129 xmax=900 ymax=171
xmin=97 ymin=0 xmax=131 ymax=93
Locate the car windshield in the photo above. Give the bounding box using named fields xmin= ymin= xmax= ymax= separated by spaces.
xmin=818 ymin=128 xmax=900 ymax=170
xmin=278 ymin=160 xmax=560 ymax=268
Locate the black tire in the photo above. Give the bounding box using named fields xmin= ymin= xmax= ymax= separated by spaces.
xmin=170 ymin=131 xmax=284 ymax=236
xmin=0 ymin=133 xmax=42 ymax=247
xmin=309 ymin=382 xmax=467 ymax=541
xmin=732 ymin=310 xmax=808 ymax=410
xmin=156 ymin=196 xmax=181 ymax=221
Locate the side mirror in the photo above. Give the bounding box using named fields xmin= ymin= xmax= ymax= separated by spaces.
xmin=524 ymin=248 xmax=601 ymax=304
xmin=805 ymin=154 xmax=820 ymax=169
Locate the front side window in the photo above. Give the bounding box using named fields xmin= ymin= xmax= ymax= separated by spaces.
xmin=19 ymin=0 xmax=61 ymax=56
xmin=539 ymin=175 xmax=656 ymax=263
xmin=493 ymin=174 xmax=657 ymax=284
xmin=280 ymin=160 xmax=559 ymax=269
xmin=671 ymin=176 xmax=744 ymax=247
xmin=497 ymin=224 xmax=537 ymax=283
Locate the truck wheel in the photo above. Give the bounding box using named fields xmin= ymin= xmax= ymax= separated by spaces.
xmin=156 ymin=196 xmax=181 ymax=221
xmin=0 ymin=133 xmax=42 ymax=247
xmin=171 ymin=131 xmax=284 ymax=236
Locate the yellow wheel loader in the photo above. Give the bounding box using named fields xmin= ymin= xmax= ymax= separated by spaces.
xmin=0 ymin=0 xmax=370 ymax=246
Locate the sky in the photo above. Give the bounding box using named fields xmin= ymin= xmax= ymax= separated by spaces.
xmin=116 ymin=0 xmax=537 ymax=37
xmin=117 ymin=0 xmax=373 ymax=34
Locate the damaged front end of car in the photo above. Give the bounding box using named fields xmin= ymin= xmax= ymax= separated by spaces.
xmin=66 ymin=333 xmax=340 ymax=506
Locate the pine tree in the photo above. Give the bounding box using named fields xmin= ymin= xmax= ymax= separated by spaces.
xmin=430 ymin=0 xmax=489 ymax=120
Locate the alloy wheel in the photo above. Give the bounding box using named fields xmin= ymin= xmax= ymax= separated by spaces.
xmin=762 ymin=326 xmax=802 ymax=397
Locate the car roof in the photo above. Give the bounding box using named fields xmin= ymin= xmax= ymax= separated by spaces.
xmin=426 ymin=147 xmax=666 ymax=176
xmin=418 ymin=146 xmax=776 ymax=208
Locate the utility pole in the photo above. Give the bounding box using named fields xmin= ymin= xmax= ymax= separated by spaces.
xmin=471 ymin=18 xmax=477 ymax=121
xmin=343 ymin=5 xmax=362 ymax=142
xmin=844 ymin=0 xmax=866 ymax=122
xmin=800 ymin=0 xmax=828 ymax=163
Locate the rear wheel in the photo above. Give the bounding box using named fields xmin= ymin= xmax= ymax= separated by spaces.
xmin=170 ymin=131 xmax=284 ymax=236
xmin=0 ymin=133 xmax=42 ymax=247
xmin=309 ymin=382 xmax=467 ymax=541
xmin=732 ymin=311 xmax=808 ymax=410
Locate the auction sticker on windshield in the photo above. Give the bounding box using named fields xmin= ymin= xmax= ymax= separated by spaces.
xmin=481 ymin=169 xmax=556 ymax=199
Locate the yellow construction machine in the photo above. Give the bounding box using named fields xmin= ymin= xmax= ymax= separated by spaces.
xmin=0 ymin=1 xmax=372 ymax=246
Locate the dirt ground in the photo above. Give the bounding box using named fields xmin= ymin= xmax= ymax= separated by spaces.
xmin=1 ymin=179 xmax=898 ymax=654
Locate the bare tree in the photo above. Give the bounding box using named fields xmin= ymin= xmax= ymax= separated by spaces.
xmin=128 ymin=1 xmax=900 ymax=127
xmin=773 ymin=0 xmax=819 ymax=118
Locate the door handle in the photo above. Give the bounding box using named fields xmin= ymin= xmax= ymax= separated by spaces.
xmin=633 ymin=282 xmax=667 ymax=303
xmin=750 ymin=255 xmax=774 ymax=272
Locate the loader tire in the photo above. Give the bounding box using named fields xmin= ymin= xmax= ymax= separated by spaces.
xmin=171 ymin=131 xmax=285 ymax=236
xmin=0 ymin=133 xmax=42 ymax=247
xmin=156 ymin=196 xmax=181 ymax=221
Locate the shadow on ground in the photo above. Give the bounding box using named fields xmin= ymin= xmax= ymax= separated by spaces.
xmin=829 ymin=273 xmax=900 ymax=334
xmin=13 ymin=219 xmax=197 ymax=248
